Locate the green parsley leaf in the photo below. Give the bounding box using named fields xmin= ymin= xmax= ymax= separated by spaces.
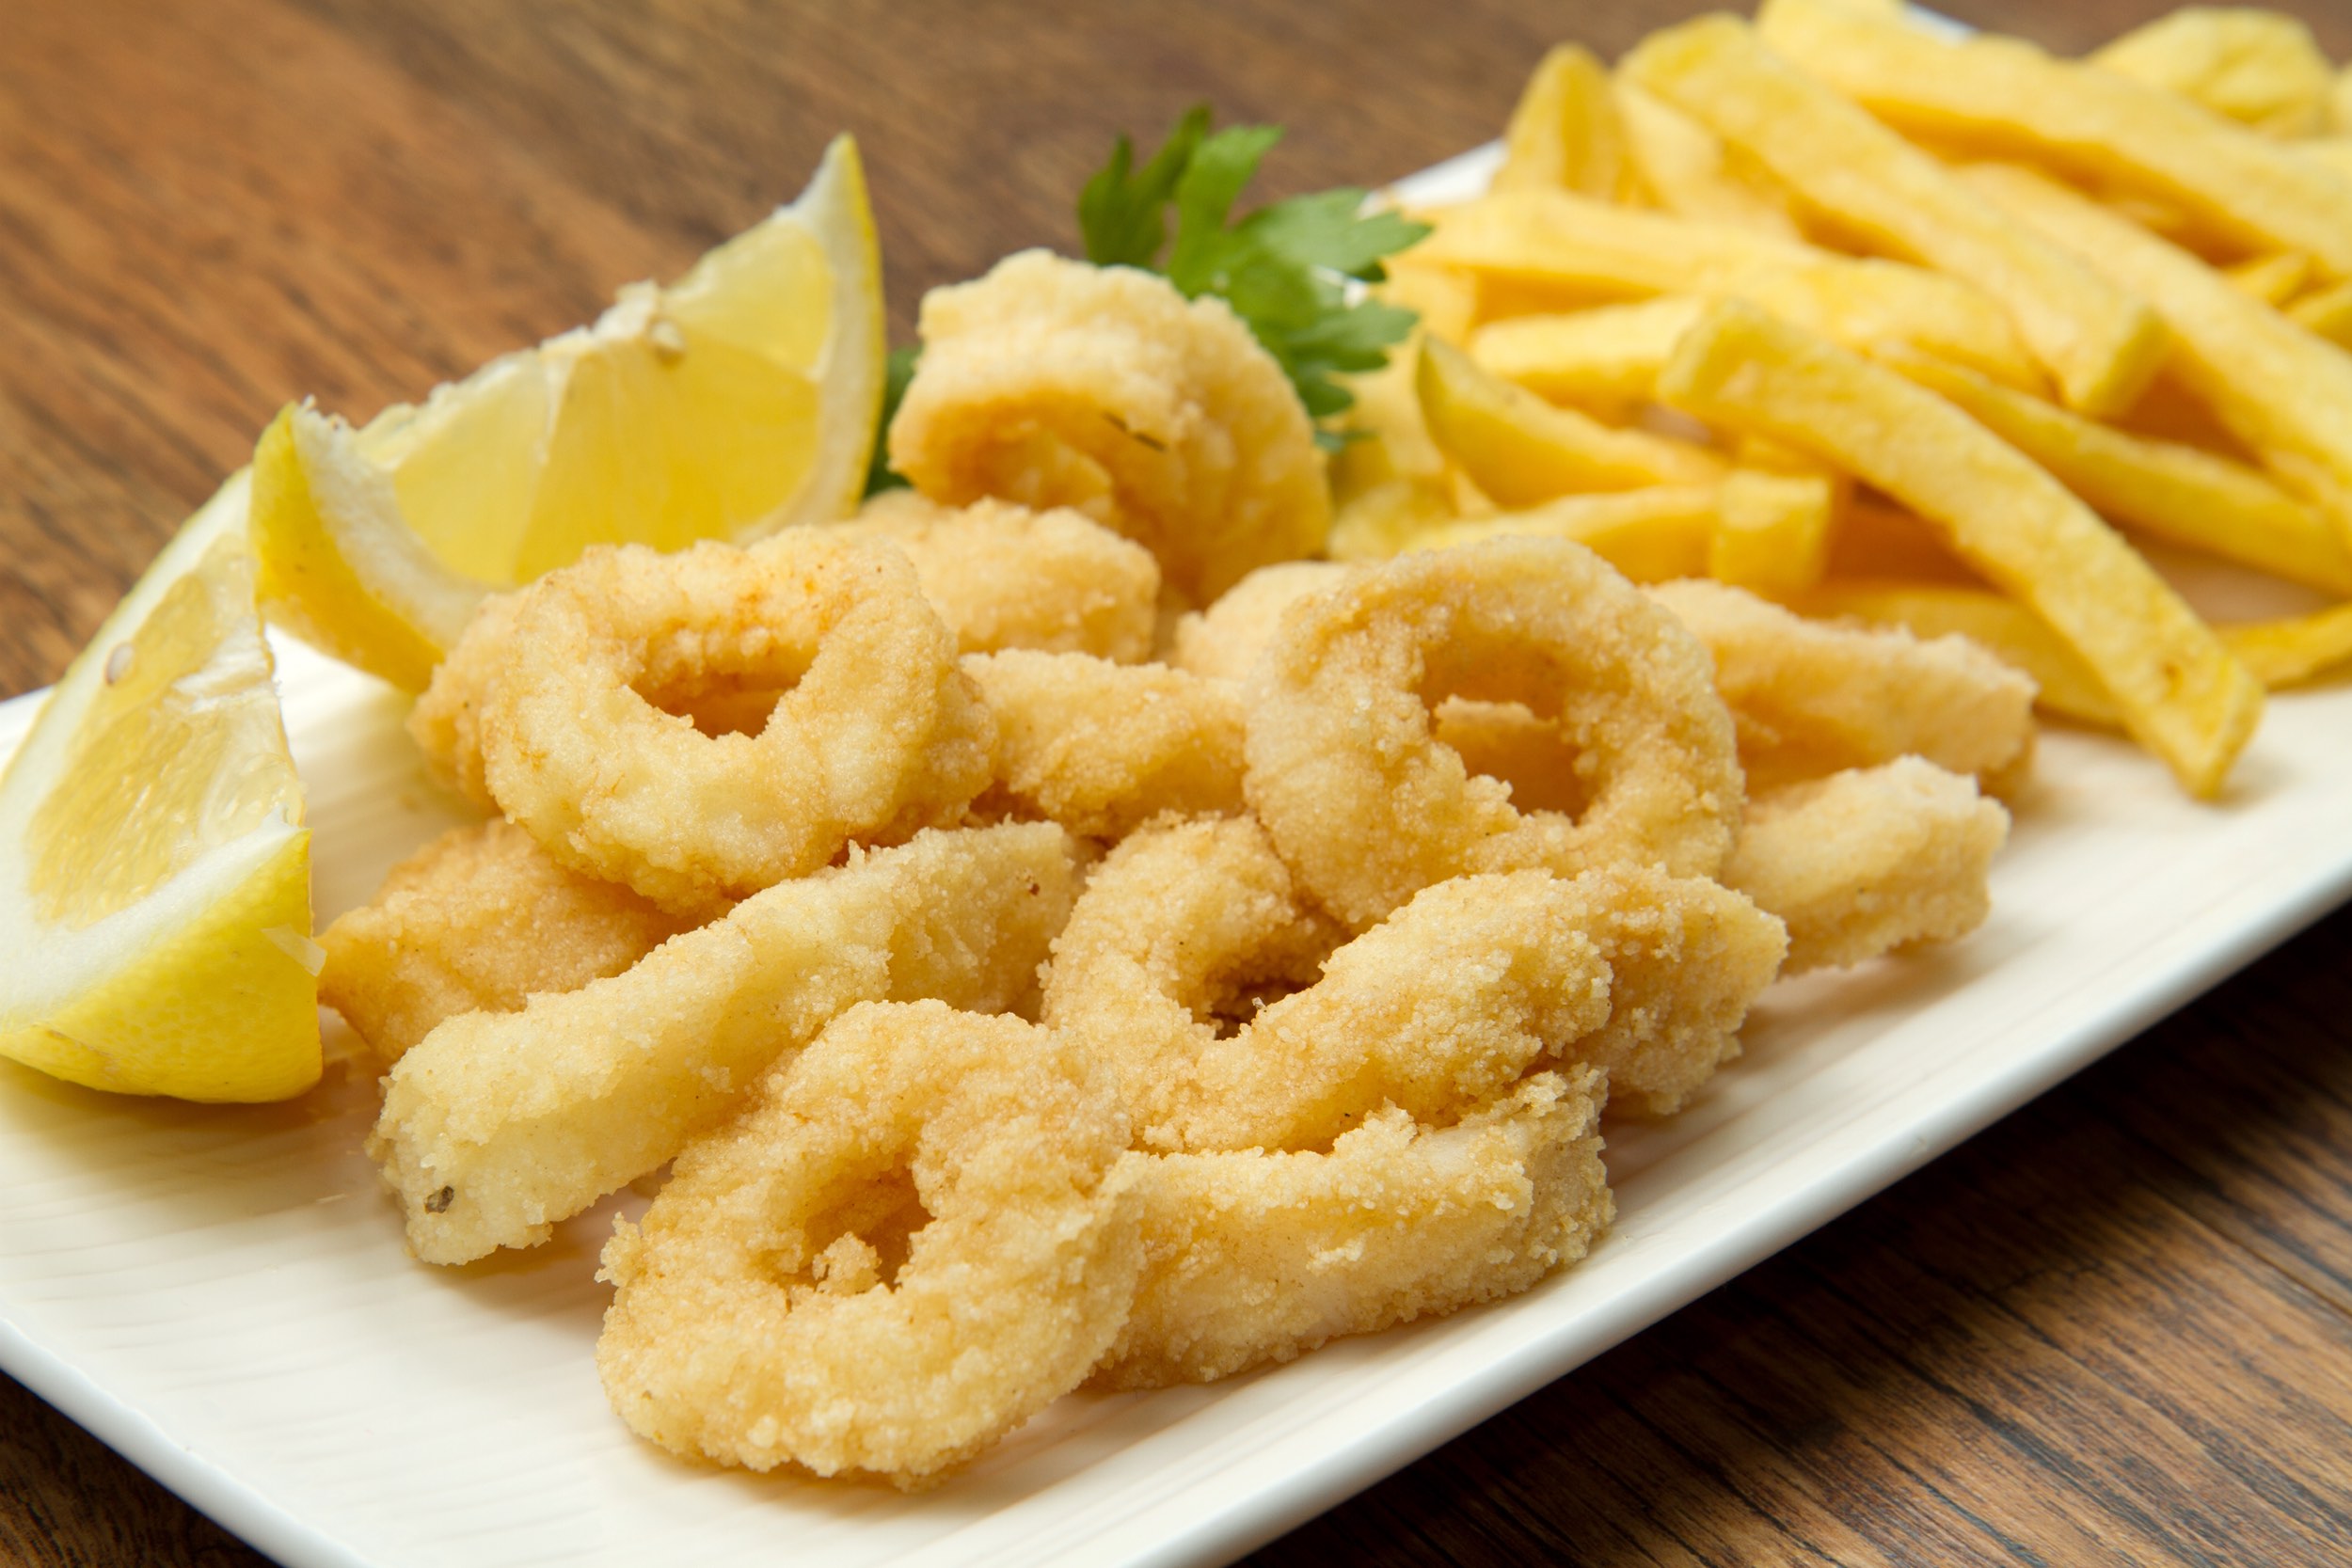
xmin=862 ymin=344 xmax=921 ymax=498
xmin=1076 ymin=107 xmax=1432 ymax=435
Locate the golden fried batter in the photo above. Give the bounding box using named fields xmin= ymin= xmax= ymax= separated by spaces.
xmin=889 ymin=250 xmax=1330 ymax=604
xmin=319 ymin=819 xmax=696 ymax=1068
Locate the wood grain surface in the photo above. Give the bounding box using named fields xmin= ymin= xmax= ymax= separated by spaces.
xmin=4 ymin=2 xmax=2351 ymax=1564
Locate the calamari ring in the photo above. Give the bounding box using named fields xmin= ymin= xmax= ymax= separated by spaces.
xmin=888 ymin=250 xmax=1330 ymax=605
xmin=1167 ymin=560 xmax=1353 ymax=681
xmin=1095 ymin=1069 xmax=1612 ymax=1388
xmin=466 ymin=534 xmax=994 ymax=913
xmin=596 ymin=1000 xmax=1140 ymax=1486
xmin=827 ymin=491 xmax=1162 ymax=662
xmin=1244 ymin=535 xmax=1744 ymax=929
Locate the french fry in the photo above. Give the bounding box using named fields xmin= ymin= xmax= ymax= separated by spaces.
xmin=1416 ymin=337 xmax=1722 ymax=507
xmin=2302 ymin=138 xmax=2352 ymax=183
xmin=1792 ymin=581 xmax=2122 ymax=727
xmin=2090 ymin=8 xmax=2335 ymax=138
xmin=2220 ymin=604 xmax=2352 ymax=688
xmin=1758 ymin=0 xmax=2352 ymax=280
xmin=1418 ymin=189 xmax=2041 ymax=388
xmin=1709 ymin=467 xmax=1835 ymax=597
xmin=1658 ymin=299 xmax=2263 ymax=797
xmin=1613 ymin=80 xmax=1803 ymax=241
xmin=1968 ymin=162 xmax=2352 ymax=550
xmin=1827 ymin=500 xmax=1984 ymax=587
xmin=2290 ymin=280 xmax=2352 ymax=351
xmin=1330 ymin=261 xmax=1479 ymax=502
xmin=1413 ymin=485 xmax=1721 ymax=582
xmin=1495 ymin=44 xmax=1629 ymax=198
xmin=1623 ymin=14 xmax=2166 ymax=417
xmin=1876 ymin=345 xmax=2352 ymax=596
xmin=2223 ymin=252 xmax=2311 ymax=306
xmin=1468 ymin=298 xmax=1704 ymax=409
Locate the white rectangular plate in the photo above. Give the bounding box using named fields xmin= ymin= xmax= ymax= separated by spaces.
xmin=8 ymin=143 xmax=2352 ymax=1568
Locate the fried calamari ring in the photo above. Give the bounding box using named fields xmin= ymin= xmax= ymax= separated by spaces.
xmin=1044 ymin=821 xmax=1783 ymax=1136
xmin=1648 ymin=578 xmax=2037 ymax=793
xmin=1168 ymin=560 xmax=1353 ymax=681
xmin=1245 ymin=536 xmax=1744 ymax=929
xmin=1724 ymin=756 xmax=2009 ymax=974
xmin=596 ymin=1000 xmax=1141 ymax=1486
xmin=889 ymin=250 xmax=1330 ymax=604
xmin=372 ymin=822 xmax=1082 ymax=1265
xmin=829 ymin=491 xmax=1161 ymax=662
xmin=965 ymin=651 xmax=1246 ymax=840
xmin=1094 ymin=1070 xmax=1611 ymax=1388
xmin=460 ymin=534 xmax=993 ymax=914
xmin=318 ymin=819 xmax=696 ymax=1068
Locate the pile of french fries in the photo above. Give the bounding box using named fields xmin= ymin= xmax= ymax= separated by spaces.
xmin=1340 ymin=0 xmax=2352 ymax=799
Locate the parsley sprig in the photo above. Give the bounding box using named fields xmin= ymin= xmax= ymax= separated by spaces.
xmin=865 ymin=107 xmax=1429 ymax=496
xmin=1078 ymin=107 xmax=1431 ymax=446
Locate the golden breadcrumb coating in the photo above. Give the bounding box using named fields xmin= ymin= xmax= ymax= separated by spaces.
xmin=319 ymin=819 xmax=696 ymax=1068
xmin=1724 ymin=756 xmax=2009 ymax=974
xmin=834 ymin=491 xmax=1161 ymax=662
xmin=889 ymin=250 xmax=1330 ymax=604
xmin=598 ymin=1002 xmax=1140 ymax=1486
xmin=965 ymin=651 xmax=1246 ymax=840
xmin=369 ymin=822 xmax=1082 ymax=1264
xmin=1649 ymin=578 xmax=2036 ymax=791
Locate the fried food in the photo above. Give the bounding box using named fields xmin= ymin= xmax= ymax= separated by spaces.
xmin=427 ymin=534 xmax=994 ymax=914
xmin=318 ymin=819 xmax=696 ymax=1068
xmin=1494 ymin=44 xmax=1629 ymax=198
xmin=1624 ymin=14 xmax=2167 ymax=417
xmin=597 ymin=1001 xmax=1140 ymax=1486
xmin=1789 ymin=582 xmax=2122 ymax=730
xmin=1246 ymin=536 xmax=1742 ymax=929
xmin=369 ymin=821 xmax=1082 ymax=1264
xmin=1418 ymin=338 xmax=1724 ymax=506
xmin=1614 ymin=80 xmax=1804 ymax=240
xmin=1725 ymin=758 xmax=2009 ymax=974
xmin=889 ymin=249 xmax=1329 ymax=604
xmin=965 ymin=651 xmax=1246 ymax=840
xmin=1966 ymin=160 xmax=2352 ymax=548
xmin=1167 ymin=561 xmax=1352 ymax=682
xmin=830 ymin=490 xmax=1161 ymax=661
xmin=1759 ymin=0 xmax=2352 ymax=278
xmin=1048 ymin=817 xmax=1783 ymax=1132
xmin=2092 ymin=8 xmax=2336 ymax=137
xmin=1095 ymin=1070 xmax=1611 ymax=1388
xmin=1648 ymin=578 xmax=2038 ymax=792
xmin=1658 ymin=298 xmax=2263 ymax=799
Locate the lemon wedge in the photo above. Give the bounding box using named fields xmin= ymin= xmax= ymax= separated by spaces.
xmin=252 ymin=135 xmax=885 ymax=689
xmin=0 ymin=471 xmax=319 ymax=1101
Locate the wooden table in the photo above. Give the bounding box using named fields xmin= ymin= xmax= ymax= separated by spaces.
xmin=6 ymin=2 xmax=2351 ymax=1562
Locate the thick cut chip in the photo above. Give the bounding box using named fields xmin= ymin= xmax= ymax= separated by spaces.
xmin=1708 ymin=468 xmax=1835 ymax=598
xmin=2223 ymin=253 xmax=2312 ymax=307
xmin=1495 ymin=45 xmax=1629 ymax=198
xmin=1623 ymin=15 xmax=2166 ymax=417
xmin=1613 ymin=80 xmax=1802 ymax=240
xmin=1879 ymin=346 xmax=2352 ymax=596
xmin=1421 ymin=189 xmax=2040 ymax=389
xmin=1968 ymin=162 xmax=2352 ymax=552
xmin=2093 ymin=8 xmax=2336 ymax=137
xmin=1417 ymin=338 xmax=1722 ymax=506
xmin=2220 ymin=605 xmax=2352 ymax=689
xmin=1659 ymin=300 xmax=2261 ymax=798
xmin=1406 ymin=487 xmax=1721 ymax=582
xmin=1758 ymin=0 xmax=2352 ymax=280
xmin=2291 ymin=280 xmax=2352 ymax=350
xmin=1470 ymin=299 xmax=1707 ymax=411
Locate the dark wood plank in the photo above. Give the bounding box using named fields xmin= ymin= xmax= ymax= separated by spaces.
xmin=4 ymin=1 xmax=2352 ymax=1565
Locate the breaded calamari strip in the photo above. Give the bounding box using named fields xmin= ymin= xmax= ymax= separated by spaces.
xmin=827 ymin=491 xmax=1162 ymax=662
xmin=964 ymin=651 xmax=1247 ymax=840
xmin=369 ymin=821 xmax=1082 ymax=1265
xmin=1044 ymin=820 xmax=1786 ymax=1136
xmin=1649 ymin=578 xmax=2037 ymax=792
xmin=1094 ymin=1070 xmax=1612 ymax=1388
xmin=1724 ymin=756 xmax=2009 ymax=974
xmin=319 ymin=819 xmax=697 ymax=1068
xmin=889 ymin=250 xmax=1330 ymax=604
xmin=1167 ymin=560 xmax=1354 ymax=682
